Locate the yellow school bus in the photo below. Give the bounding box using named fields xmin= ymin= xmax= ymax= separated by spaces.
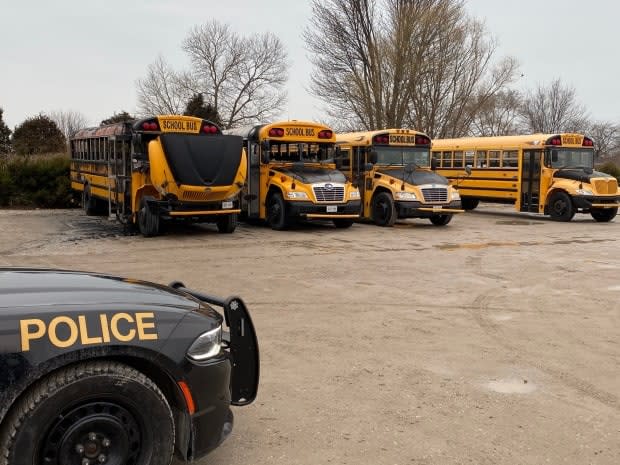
xmin=70 ymin=115 xmax=247 ymax=236
xmin=432 ymin=133 xmax=619 ymax=221
xmin=224 ymin=121 xmax=360 ymax=229
xmin=334 ymin=129 xmax=463 ymax=226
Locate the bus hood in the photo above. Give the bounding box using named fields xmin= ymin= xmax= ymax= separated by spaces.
xmin=377 ymin=168 xmax=449 ymax=186
xmin=275 ymin=166 xmax=347 ymax=184
xmin=553 ymin=169 xmax=615 ymax=183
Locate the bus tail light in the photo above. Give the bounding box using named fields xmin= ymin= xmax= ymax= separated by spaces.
xmin=268 ymin=128 xmax=285 ymax=137
xmin=318 ymin=130 xmax=333 ymax=139
xmin=415 ymin=135 xmax=431 ymax=145
xmin=582 ymin=137 xmax=594 ymax=147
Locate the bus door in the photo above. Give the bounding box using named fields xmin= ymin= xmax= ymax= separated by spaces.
xmin=352 ymin=147 xmax=368 ymax=201
xmin=246 ymin=141 xmax=261 ymax=217
xmin=520 ymin=150 xmax=542 ymax=212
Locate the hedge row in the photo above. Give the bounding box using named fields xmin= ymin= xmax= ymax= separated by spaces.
xmin=0 ymin=154 xmax=80 ymax=208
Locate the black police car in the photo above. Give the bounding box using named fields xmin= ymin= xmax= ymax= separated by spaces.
xmin=0 ymin=268 xmax=259 ymax=465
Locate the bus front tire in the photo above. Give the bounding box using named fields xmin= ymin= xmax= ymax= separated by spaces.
xmin=333 ymin=219 xmax=354 ymax=229
xmin=138 ymin=196 xmax=160 ymax=237
xmin=591 ymin=207 xmax=617 ymax=222
xmin=430 ymin=214 xmax=453 ymax=226
xmin=217 ymin=213 xmax=238 ymax=233
xmin=372 ymin=192 xmax=396 ymax=226
xmin=548 ymin=191 xmax=575 ymax=222
xmin=460 ymin=197 xmax=479 ymax=211
xmin=0 ymin=361 xmax=175 ymax=465
xmin=267 ymin=193 xmax=288 ymax=230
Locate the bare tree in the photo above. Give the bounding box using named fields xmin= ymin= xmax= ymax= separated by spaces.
xmin=48 ymin=109 xmax=89 ymax=140
xmin=587 ymin=121 xmax=620 ymax=160
xmin=469 ymin=89 xmax=522 ymax=136
xmin=180 ymin=21 xmax=288 ymax=128
xmin=136 ymin=55 xmax=189 ymax=116
xmin=304 ymin=0 xmax=518 ymax=137
xmin=518 ymin=78 xmax=590 ymax=134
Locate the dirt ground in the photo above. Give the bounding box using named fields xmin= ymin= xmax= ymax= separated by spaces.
xmin=0 ymin=206 xmax=619 ymax=465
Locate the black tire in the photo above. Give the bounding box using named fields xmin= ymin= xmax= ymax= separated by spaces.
xmin=547 ymin=191 xmax=575 ymax=222
xmin=333 ymin=219 xmax=354 ymax=229
xmin=83 ymin=186 xmax=98 ymax=216
xmin=266 ymin=192 xmax=289 ymax=230
xmin=591 ymin=207 xmax=617 ymax=222
xmin=430 ymin=214 xmax=453 ymax=226
xmin=0 ymin=361 xmax=174 ymax=465
xmin=371 ymin=192 xmax=396 ymax=226
xmin=460 ymin=197 xmax=479 ymax=211
xmin=138 ymin=196 xmax=160 ymax=237
xmin=217 ymin=213 xmax=238 ymax=233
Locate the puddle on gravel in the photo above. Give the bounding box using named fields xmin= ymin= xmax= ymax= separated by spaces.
xmin=486 ymin=379 xmax=537 ymax=394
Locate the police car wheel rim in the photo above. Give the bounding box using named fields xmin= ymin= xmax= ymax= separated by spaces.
xmin=41 ymin=402 xmax=141 ymax=465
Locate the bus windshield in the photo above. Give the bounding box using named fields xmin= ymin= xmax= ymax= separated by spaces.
xmin=374 ymin=147 xmax=430 ymax=167
xmin=548 ymin=148 xmax=594 ymax=170
xmin=269 ymin=142 xmax=333 ymax=163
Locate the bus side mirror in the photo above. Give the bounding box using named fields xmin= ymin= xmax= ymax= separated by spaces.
xmin=261 ymin=151 xmax=270 ymax=164
xmin=369 ymin=151 xmax=378 ymax=164
xmin=465 ymin=165 xmax=472 ymax=176
xmin=431 ymin=157 xmax=438 ymax=171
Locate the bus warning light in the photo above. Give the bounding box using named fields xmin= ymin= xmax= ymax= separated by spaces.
xmin=318 ymin=130 xmax=333 ymax=139
xmin=268 ymin=128 xmax=285 ymax=137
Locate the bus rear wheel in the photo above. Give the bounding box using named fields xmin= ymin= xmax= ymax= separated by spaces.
xmin=217 ymin=213 xmax=238 ymax=233
xmin=138 ymin=196 xmax=160 ymax=237
xmin=460 ymin=197 xmax=479 ymax=210
xmin=430 ymin=214 xmax=453 ymax=226
xmin=548 ymin=191 xmax=575 ymax=222
xmin=267 ymin=192 xmax=289 ymax=230
xmin=591 ymin=207 xmax=617 ymax=222
xmin=0 ymin=361 xmax=175 ymax=465
xmin=372 ymin=192 xmax=396 ymax=227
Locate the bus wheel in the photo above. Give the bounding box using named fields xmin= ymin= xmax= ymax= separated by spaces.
xmin=0 ymin=361 xmax=175 ymax=465
xmin=430 ymin=214 xmax=453 ymax=226
xmin=461 ymin=197 xmax=479 ymax=211
xmin=333 ymin=219 xmax=354 ymax=229
xmin=138 ymin=196 xmax=160 ymax=237
xmin=267 ymin=192 xmax=288 ymax=230
xmin=372 ymin=192 xmax=396 ymax=226
xmin=591 ymin=207 xmax=618 ymax=222
xmin=548 ymin=191 xmax=575 ymax=221
xmin=217 ymin=213 xmax=238 ymax=233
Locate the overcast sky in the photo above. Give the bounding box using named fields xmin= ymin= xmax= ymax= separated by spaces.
xmin=1 ymin=0 xmax=618 ymax=130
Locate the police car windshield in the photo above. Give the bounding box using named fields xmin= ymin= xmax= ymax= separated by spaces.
xmin=375 ymin=147 xmax=430 ymax=167
xmin=269 ymin=142 xmax=333 ymax=163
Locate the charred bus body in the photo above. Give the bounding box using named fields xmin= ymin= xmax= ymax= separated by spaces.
xmin=0 ymin=268 xmax=259 ymax=465
xmin=70 ymin=115 xmax=247 ymax=236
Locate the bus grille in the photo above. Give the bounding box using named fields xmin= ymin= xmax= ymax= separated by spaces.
xmin=594 ymin=178 xmax=618 ymax=195
xmin=421 ymin=187 xmax=448 ymax=203
xmin=182 ymin=191 xmax=212 ymax=201
xmin=313 ymin=186 xmax=345 ymax=202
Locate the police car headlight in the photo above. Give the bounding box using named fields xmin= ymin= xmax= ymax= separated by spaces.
xmin=187 ymin=326 xmax=222 ymax=361
xmin=576 ymin=189 xmax=593 ymax=196
xmin=287 ymin=191 xmax=309 ymax=199
xmin=451 ymin=190 xmax=461 ymax=200
xmin=349 ymin=190 xmax=360 ymax=199
xmin=394 ymin=191 xmax=417 ymax=201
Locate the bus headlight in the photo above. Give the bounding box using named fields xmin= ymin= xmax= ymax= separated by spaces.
xmin=287 ymin=191 xmax=309 ymax=199
xmin=451 ymin=190 xmax=461 ymax=200
xmin=394 ymin=192 xmax=417 ymax=201
xmin=576 ymin=189 xmax=593 ymax=196
xmin=187 ymin=326 xmax=222 ymax=361
xmin=350 ymin=190 xmax=360 ymax=199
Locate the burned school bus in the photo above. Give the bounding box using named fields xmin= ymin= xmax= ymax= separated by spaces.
xmin=70 ymin=115 xmax=247 ymax=236
xmin=0 ymin=268 xmax=259 ymax=465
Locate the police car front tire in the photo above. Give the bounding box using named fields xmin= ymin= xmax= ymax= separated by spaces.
xmin=0 ymin=361 xmax=175 ymax=465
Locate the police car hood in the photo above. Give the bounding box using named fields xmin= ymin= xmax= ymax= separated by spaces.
xmin=377 ymin=167 xmax=448 ymax=186
xmin=275 ymin=166 xmax=347 ymax=184
xmin=0 ymin=268 xmax=219 ymax=318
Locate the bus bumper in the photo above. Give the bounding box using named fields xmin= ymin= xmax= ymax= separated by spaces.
xmin=148 ymin=198 xmax=240 ymax=218
xmin=571 ymin=195 xmax=620 ymax=210
xmin=396 ymin=200 xmax=463 ymax=218
xmin=287 ymin=200 xmax=361 ymax=219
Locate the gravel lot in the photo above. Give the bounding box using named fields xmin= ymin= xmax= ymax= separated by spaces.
xmin=0 ymin=206 xmax=619 ymax=465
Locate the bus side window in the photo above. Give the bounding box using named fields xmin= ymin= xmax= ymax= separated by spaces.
xmin=476 ymin=150 xmax=488 ymax=168
xmin=502 ymin=150 xmax=518 ymax=167
xmin=442 ymin=151 xmax=453 ymax=168
xmin=488 ymin=150 xmax=500 ymax=167
xmin=464 ymin=151 xmax=474 ymax=168
xmin=432 ymin=152 xmax=441 ymax=167
xmin=335 ymin=148 xmax=351 ymax=168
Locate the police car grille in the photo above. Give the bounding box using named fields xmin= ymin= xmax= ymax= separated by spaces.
xmin=422 ymin=187 xmax=448 ymax=203
xmin=313 ymin=186 xmax=345 ymax=202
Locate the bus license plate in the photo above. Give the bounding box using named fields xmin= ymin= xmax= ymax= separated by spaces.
xmin=432 ymin=206 xmax=443 ymax=211
xmin=222 ymin=201 xmax=233 ymax=209
xmin=326 ymin=205 xmax=338 ymax=213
